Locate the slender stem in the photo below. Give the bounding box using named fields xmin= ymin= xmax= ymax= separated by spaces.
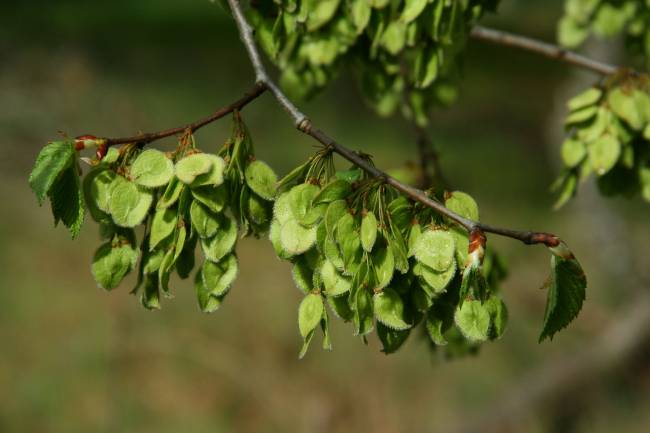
xmin=225 ymin=0 xmax=567 ymax=248
xmin=470 ymin=25 xmax=621 ymax=76
xmin=103 ymin=83 xmax=267 ymax=146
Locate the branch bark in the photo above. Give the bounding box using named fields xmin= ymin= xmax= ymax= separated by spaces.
xmin=470 ymin=26 xmax=623 ymax=76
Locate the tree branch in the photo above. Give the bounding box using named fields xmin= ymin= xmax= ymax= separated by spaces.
xmin=102 ymin=83 xmax=267 ymax=146
xmin=470 ymin=25 xmax=622 ymax=76
xmin=225 ymin=0 xmax=569 ymax=250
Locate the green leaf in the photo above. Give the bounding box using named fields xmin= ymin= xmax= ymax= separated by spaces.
xmin=320 ymin=259 xmax=351 ymax=297
xmin=313 ymin=179 xmax=352 ymax=205
xmin=413 ymin=46 xmax=438 ymax=89
xmin=190 ymin=200 xmax=221 ymax=239
xmin=130 ymin=149 xmax=174 ymax=188
xmin=426 ymin=307 xmax=452 ymax=346
xmin=413 ymin=229 xmax=456 ymax=271
xmin=561 ymin=137 xmax=587 ymax=168
xmin=273 ymin=191 xmax=293 ymax=224
xmin=245 ymin=160 xmax=277 ymax=200
xmin=565 ymin=105 xmax=598 ymax=125
xmin=269 ymin=219 xmax=292 ymax=259
xmin=298 ymin=294 xmax=324 ymax=338
xmin=175 ymin=153 xmax=213 ymax=185
xmin=149 ymin=207 xmax=178 ymax=251
xmin=486 ymin=295 xmax=509 ymax=340
xmin=191 ymin=185 xmax=228 ymax=213
xmin=29 ymin=140 xmax=76 ymax=205
xmin=360 ymin=211 xmax=378 ymax=252
xmin=91 ymin=241 xmax=139 ymax=290
xmin=454 ymin=299 xmax=490 ymax=342
xmin=445 ymin=191 xmax=479 ymax=221
xmin=49 ymin=165 xmax=85 ymax=238
xmin=288 ymin=183 xmax=320 ymax=222
xmin=108 ymin=176 xmax=153 ymax=228
xmin=567 ymin=87 xmax=602 ymax=111
xmin=195 ymin=269 xmax=224 ymax=313
xmin=83 ymin=167 xmax=114 ymax=222
xmin=381 ymin=20 xmax=407 ymax=55
xmin=351 ymin=0 xmax=372 ymax=33
xmin=191 ymin=154 xmax=225 ymax=188
xmin=401 ymin=0 xmax=427 ymax=24
xmin=353 ymin=286 xmax=374 ymax=336
xmin=141 ymin=274 xmax=161 ymax=310
xmin=157 ymin=177 xmax=184 ymax=209
xmin=414 ymin=261 xmax=456 ymax=294
xmin=279 ymin=219 xmax=317 ymax=255
xmin=588 ymin=134 xmax=621 ymax=175
xmin=292 ymin=256 xmax=314 ymax=294
xmin=201 ymin=214 xmax=238 ymax=263
xmin=539 ymin=256 xmax=587 ymax=342
xmin=608 ymin=87 xmax=644 ymax=130
xmin=202 ymin=254 xmax=238 ymax=297
xmin=377 ymin=323 xmax=410 ymax=354
xmin=558 ymin=16 xmax=589 ymax=48
xmin=305 ymin=0 xmax=341 ymax=31
xmin=371 ymin=246 xmax=395 ymax=290
xmin=373 ymin=288 xmax=410 ymax=331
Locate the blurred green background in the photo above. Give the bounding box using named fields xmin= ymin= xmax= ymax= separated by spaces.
xmin=2 ymin=1 xmax=649 ymax=432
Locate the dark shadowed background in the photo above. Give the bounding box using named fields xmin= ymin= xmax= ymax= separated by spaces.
xmin=1 ymin=1 xmax=649 ymax=432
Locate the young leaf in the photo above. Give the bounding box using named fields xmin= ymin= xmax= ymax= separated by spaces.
xmin=108 ymin=178 xmax=153 ymax=228
xmin=192 ymin=185 xmax=228 ymax=213
xmin=298 ymin=294 xmax=324 ymax=338
xmin=567 ymin=87 xmax=602 ymax=111
xmin=29 ymin=140 xmax=75 ymax=205
xmin=91 ymin=242 xmax=139 ymax=290
xmin=454 ymin=299 xmax=490 ymax=342
xmin=49 ymin=165 xmax=85 ymax=238
xmin=202 ymin=254 xmax=238 ymax=297
xmin=195 ymin=269 xmax=224 ymax=313
xmin=373 ymin=288 xmax=411 ymax=331
xmin=376 ymin=322 xmax=410 ymax=354
xmin=245 ymin=160 xmax=277 ymax=200
xmin=313 ymin=179 xmax=352 ymax=205
xmin=130 ymin=149 xmax=174 ymax=188
xmin=361 ymin=211 xmax=378 ymax=252
xmin=413 ymin=229 xmax=456 ymax=272
xmin=320 ymin=259 xmax=351 ymax=297
xmin=149 ymin=207 xmax=178 ymax=251
xmin=191 ymin=154 xmax=225 ymax=187
xmin=201 ymin=214 xmax=238 ymax=263
xmin=175 ymin=153 xmax=213 ymax=185
xmin=279 ymin=219 xmax=317 ymax=255
xmin=190 ymin=200 xmax=221 ymax=239
xmin=539 ymin=256 xmax=587 ymax=342
xmin=445 ymin=191 xmax=479 ymax=221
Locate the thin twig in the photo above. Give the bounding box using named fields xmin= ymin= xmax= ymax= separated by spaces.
xmin=225 ymin=0 xmax=567 ymax=249
xmin=103 ymin=83 xmax=267 ymax=146
xmin=470 ymin=26 xmax=621 ymax=76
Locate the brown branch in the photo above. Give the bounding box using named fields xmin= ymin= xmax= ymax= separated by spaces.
xmin=101 ymin=83 xmax=267 ymax=146
xmin=470 ymin=26 xmax=622 ymax=76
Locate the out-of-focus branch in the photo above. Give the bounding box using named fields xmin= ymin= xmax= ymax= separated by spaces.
xmin=414 ymin=126 xmax=449 ymax=190
xmin=445 ymin=292 xmax=650 ymax=433
xmin=470 ymin=26 xmax=625 ymax=76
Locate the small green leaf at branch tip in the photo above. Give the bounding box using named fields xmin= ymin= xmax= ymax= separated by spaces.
xmin=413 ymin=229 xmax=456 ymax=272
xmin=539 ymin=255 xmax=587 ymax=342
xmin=29 ymin=140 xmax=76 ymax=205
xmin=360 ymin=211 xmax=378 ymax=252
